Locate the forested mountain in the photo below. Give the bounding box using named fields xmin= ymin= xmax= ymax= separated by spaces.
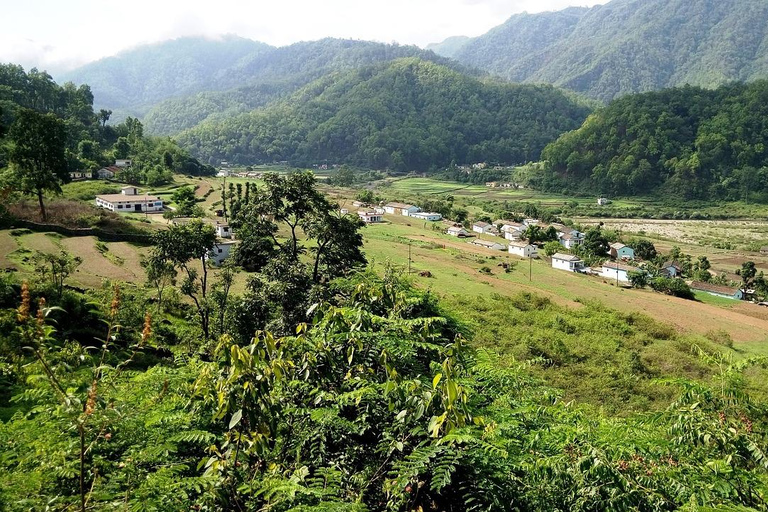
xmin=61 ymin=37 xmax=473 ymax=134
xmin=142 ymin=38 xmax=477 ymax=135
xmin=59 ymin=36 xmax=273 ymax=118
xmin=434 ymin=0 xmax=768 ymax=102
xmin=540 ymin=80 xmax=768 ymax=201
xmin=177 ymin=58 xmax=591 ymax=169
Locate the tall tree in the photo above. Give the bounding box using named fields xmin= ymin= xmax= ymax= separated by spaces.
xmin=6 ymin=109 xmax=68 ymax=221
xmin=97 ymin=109 xmax=112 ymax=128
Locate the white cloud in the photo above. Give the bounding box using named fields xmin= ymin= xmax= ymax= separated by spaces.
xmin=0 ymin=0 xmax=609 ymax=72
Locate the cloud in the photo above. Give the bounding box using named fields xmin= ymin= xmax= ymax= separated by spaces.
xmin=0 ymin=0 xmax=610 ymax=72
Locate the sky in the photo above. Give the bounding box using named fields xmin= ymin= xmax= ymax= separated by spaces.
xmin=1 ymin=0 xmax=608 ymax=75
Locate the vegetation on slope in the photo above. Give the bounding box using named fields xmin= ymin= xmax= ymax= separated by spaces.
xmin=178 ymin=58 xmax=590 ymax=169
xmin=445 ymin=0 xmax=768 ymax=102
xmin=539 ymin=80 xmax=768 ymax=201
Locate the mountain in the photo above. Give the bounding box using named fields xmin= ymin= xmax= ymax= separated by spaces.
xmin=141 ymin=38 xmax=478 ymax=135
xmin=425 ymin=36 xmax=471 ymax=59
xmin=540 ymin=80 xmax=768 ymax=201
xmin=177 ymin=58 xmax=591 ymax=169
xmin=59 ymin=36 xmax=274 ymax=118
xmin=446 ymin=0 xmax=768 ymax=102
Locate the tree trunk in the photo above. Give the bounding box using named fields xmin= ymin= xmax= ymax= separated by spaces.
xmin=37 ymin=189 xmax=47 ymax=222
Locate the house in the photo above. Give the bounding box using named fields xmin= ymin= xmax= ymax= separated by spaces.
xmin=690 ymin=281 xmax=745 ymax=300
xmin=504 ymin=228 xmax=525 ymax=241
xmin=446 ymin=226 xmax=472 ymax=237
xmin=609 ymin=242 xmax=635 ymax=260
xmin=551 ymin=253 xmax=584 ymax=272
xmin=384 ymin=202 xmax=420 ymax=216
xmin=600 ymin=262 xmax=637 ymax=283
xmin=97 ymin=166 xmax=121 ymax=179
xmin=662 ymin=260 xmax=683 ymax=278
xmin=559 ymin=233 xmax=583 ymax=250
xmin=207 ymin=241 xmax=237 ymax=266
xmin=761 ymin=246 xmax=768 ymax=255
xmin=340 ymin=208 xmax=349 ymax=215
xmin=597 ymin=197 xmax=610 ymax=206
xmin=95 ymin=186 xmax=163 ymax=213
xmin=215 ymin=223 xmax=232 ymax=239
xmin=373 ymin=207 xmax=385 ymax=215
xmin=115 ymin=159 xmax=132 ymax=168
xmin=508 ymin=241 xmax=537 ymax=259
xmin=216 ymin=169 xmax=230 ymax=177
xmin=472 ymin=221 xmax=492 ymax=234
xmin=358 ymin=211 xmax=383 ymax=223
xmin=69 ymin=170 xmax=92 ymax=180
xmin=523 ymin=218 xmax=539 ymax=227
xmin=470 ymin=239 xmax=506 ymax=251
xmin=411 ymin=212 xmax=442 ymax=221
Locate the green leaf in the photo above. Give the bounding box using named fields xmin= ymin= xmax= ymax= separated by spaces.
xmin=229 ymin=409 xmax=242 ymax=429
xmin=432 ymin=373 xmax=442 ymax=389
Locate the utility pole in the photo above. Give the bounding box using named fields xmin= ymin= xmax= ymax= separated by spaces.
xmin=407 ymin=241 xmax=412 ymax=274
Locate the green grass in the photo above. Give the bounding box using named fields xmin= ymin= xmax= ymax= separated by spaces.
xmin=693 ymin=290 xmax=741 ymax=307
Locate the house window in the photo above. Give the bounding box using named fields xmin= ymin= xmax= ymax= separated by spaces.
xmin=117 ymin=204 xmax=123 ymax=209
xmin=218 ymin=249 xmax=223 ymax=254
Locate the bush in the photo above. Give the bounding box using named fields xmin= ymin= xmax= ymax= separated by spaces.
xmin=650 ymin=277 xmax=694 ymax=299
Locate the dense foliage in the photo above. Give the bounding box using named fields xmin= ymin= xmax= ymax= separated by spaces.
xmin=540 ymin=81 xmax=768 ymax=200
xmin=0 ymin=63 xmax=213 ymax=213
xmin=437 ymin=0 xmax=768 ymax=102
xmin=178 ymin=58 xmax=590 ymax=169
xmin=62 ymin=37 xmax=474 ymax=132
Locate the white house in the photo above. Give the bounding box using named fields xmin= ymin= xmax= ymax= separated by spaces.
xmin=446 ymin=226 xmax=471 ymax=237
xmin=340 ymin=208 xmax=350 ymax=215
xmin=115 ymin=159 xmax=132 ymax=168
xmin=559 ymin=233 xmax=583 ymax=250
xmin=208 ymin=241 xmax=236 ymax=266
xmin=69 ymin=170 xmax=92 ymax=180
xmin=597 ymin=197 xmax=610 ymax=206
xmin=215 ymin=223 xmax=232 ymax=239
xmin=95 ymin=186 xmax=163 ymax=213
xmin=551 ymin=253 xmax=584 ymax=272
xmin=216 ymin=169 xmax=230 ymax=177
xmin=504 ymin=228 xmax=525 ymax=241
xmin=500 ymin=222 xmax=525 ymax=233
xmin=411 ymin=212 xmax=442 ymax=221
xmin=472 ymin=222 xmax=494 ymax=234
xmin=384 ymin=202 xmax=420 ymax=216
xmin=373 ymin=207 xmax=385 ymax=215
xmin=508 ymin=241 xmax=537 ymax=259
xmin=97 ymin=167 xmax=119 ymax=179
xmin=600 ymin=262 xmax=636 ymax=283
xmin=470 ymin=239 xmax=506 ymax=251
xmin=358 ymin=211 xmax=383 ymax=223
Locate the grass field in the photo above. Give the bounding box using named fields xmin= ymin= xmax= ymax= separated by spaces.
xmin=362 ymin=215 xmax=768 ymax=346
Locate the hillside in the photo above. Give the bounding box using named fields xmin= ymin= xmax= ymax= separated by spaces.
xmin=540 ymin=80 xmax=768 ymax=201
xmin=142 ymin=38 xmax=477 ymax=135
xmin=437 ymin=0 xmax=768 ymax=102
xmin=177 ymin=58 xmax=591 ymax=168
xmin=58 ymin=36 xmax=274 ymax=118
xmin=425 ymin=36 xmax=471 ymax=59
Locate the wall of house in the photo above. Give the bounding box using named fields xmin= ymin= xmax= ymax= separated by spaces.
xmin=552 ymin=259 xmax=577 ymax=272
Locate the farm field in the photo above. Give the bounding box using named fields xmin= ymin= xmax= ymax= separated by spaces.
xmin=362 ymin=214 xmax=768 ymax=346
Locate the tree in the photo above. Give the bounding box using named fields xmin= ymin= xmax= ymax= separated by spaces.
xmin=6 ymin=109 xmax=69 ymax=221
xmin=97 ymin=109 xmax=112 ymax=128
xmin=141 ymin=255 xmax=177 ymax=309
xmin=113 ymin=137 xmax=130 ymax=159
xmin=543 ymin=241 xmax=562 ymax=257
xmin=151 ymin=221 xmax=217 ymax=338
xmin=33 ymin=251 xmax=82 ymax=297
xmin=737 ymin=261 xmax=757 ymax=292
xmin=632 ymin=239 xmax=657 ymax=261
xmin=582 ymin=227 xmax=609 ymax=259
xmin=171 ymin=186 xmax=198 ymax=216
xmin=331 ymin=165 xmax=355 ymax=187
xmin=628 ymin=270 xmax=648 ymax=289
xmin=305 ymin=212 xmax=366 ymax=283
xmin=451 ymin=207 xmax=468 ymax=224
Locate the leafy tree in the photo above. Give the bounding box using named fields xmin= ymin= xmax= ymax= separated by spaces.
xmin=582 ymin=226 xmax=609 ymax=259
xmin=651 ymin=277 xmax=694 ymax=299
xmin=6 ymin=109 xmax=69 ymax=221
xmin=631 ymin=239 xmax=657 ymax=261
xmin=140 ymin=255 xmax=176 ymax=308
xmin=32 ymin=250 xmax=82 ymax=297
xmin=171 ymin=186 xmax=198 ymax=216
xmin=97 ymin=109 xmax=112 ymax=128
xmin=628 ymin=270 xmax=648 ymax=288
xmin=356 ymin=189 xmax=375 ymax=203
xmin=543 ymin=240 xmax=562 ymax=256
xmin=451 ymin=207 xmax=468 ymax=224
xmin=151 ymin=220 xmax=217 ymax=338
xmin=331 ymin=165 xmax=355 ymax=186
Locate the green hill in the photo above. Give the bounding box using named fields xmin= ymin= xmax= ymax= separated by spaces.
xmin=142 ymin=38 xmax=477 ymax=135
xmin=58 ymin=35 xmax=274 ymax=119
xmin=540 ymin=80 xmax=768 ymax=201
xmin=177 ymin=58 xmax=591 ymax=169
xmin=441 ymin=0 xmax=768 ymax=102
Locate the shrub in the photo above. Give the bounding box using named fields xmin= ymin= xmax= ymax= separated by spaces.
xmin=650 ymin=277 xmax=694 ymax=299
